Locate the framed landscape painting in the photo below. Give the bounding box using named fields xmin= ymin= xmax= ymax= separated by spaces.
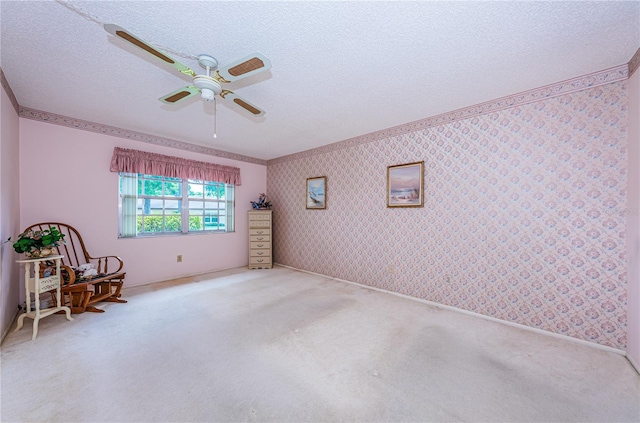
xmin=387 ymin=161 xmax=424 ymax=208
xmin=306 ymin=176 xmax=326 ymax=209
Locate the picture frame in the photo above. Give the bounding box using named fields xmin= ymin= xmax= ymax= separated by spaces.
xmin=387 ymin=161 xmax=424 ymax=208
xmin=306 ymin=176 xmax=326 ymax=209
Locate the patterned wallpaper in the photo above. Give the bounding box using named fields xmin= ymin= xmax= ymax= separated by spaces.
xmin=268 ymin=81 xmax=628 ymax=349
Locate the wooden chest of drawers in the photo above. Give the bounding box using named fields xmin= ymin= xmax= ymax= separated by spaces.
xmin=248 ymin=210 xmax=272 ymax=269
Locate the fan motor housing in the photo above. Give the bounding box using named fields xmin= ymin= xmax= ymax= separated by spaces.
xmin=193 ymin=75 xmax=222 ymax=102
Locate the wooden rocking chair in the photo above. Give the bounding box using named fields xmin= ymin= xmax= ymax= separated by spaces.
xmin=24 ymin=222 xmax=127 ymax=314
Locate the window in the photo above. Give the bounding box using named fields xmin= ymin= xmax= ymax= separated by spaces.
xmin=119 ymin=173 xmax=235 ymax=237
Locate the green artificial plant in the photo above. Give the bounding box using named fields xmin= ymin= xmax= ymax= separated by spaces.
xmin=6 ymin=226 xmax=66 ymax=255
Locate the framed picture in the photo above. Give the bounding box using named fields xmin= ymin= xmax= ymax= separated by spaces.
xmin=387 ymin=161 xmax=424 ymax=208
xmin=306 ymin=176 xmax=326 ymax=209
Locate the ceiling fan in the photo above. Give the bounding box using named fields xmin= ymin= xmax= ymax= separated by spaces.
xmin=104 ymin=24 xmax=271 ymax=117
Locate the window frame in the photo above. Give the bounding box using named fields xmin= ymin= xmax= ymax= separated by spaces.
xmin=118 ymin=173 xmax=235 ymax=238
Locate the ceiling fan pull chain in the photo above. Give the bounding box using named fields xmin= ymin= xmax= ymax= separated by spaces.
xmin=213 ymin=97 xmax=218 ymax=139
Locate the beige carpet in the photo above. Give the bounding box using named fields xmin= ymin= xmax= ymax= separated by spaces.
xmin=1 ymin=266 xmax=639 ymax=423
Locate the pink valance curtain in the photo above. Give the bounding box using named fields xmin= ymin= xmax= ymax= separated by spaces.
xmin=110 ymin=147 xmax=241 ymax=185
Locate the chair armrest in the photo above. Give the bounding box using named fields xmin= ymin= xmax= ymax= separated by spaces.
xmin=86 ymin=255 xmax=124 ymax=275
xmin=60 ymin=265 xmax=77 ymax=285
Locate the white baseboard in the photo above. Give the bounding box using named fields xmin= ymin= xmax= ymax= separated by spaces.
xmin=627 ymin=354 xmax=640 ymax=375
xmin=275 ymin=263 xmax=627 ymax=357
xmin=122 ymin=265 xmax=246 ymax=289
xmin=1 ymin=309 xmax=19 ymax=345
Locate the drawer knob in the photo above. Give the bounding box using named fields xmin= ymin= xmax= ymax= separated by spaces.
xmin=257 ymin=252 xmax=263 ymax=255
xmin=257 ymin=259 xmax=264 ymax=262
xmin=257 ymin=244 xmax=264 ymax=247
xmin=257 ymin=237 xmax=263 ymax=240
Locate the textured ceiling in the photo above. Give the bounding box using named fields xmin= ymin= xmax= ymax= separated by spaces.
xmin=1 ymin=1 xmax=639 ymax=161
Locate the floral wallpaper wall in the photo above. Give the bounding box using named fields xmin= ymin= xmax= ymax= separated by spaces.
xmin=267 ymin=81 xmax=628 ymax=349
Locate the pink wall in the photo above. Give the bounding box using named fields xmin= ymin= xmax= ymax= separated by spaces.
xmin=626 ymin=65 xmax=640 ymax=367
xmin=1 ymin=84 xmax=21 ymax=337
xmin=18 ymin=120 xmax=266 ymax=289
xmin=268 ymin=81 xmax=629 ymax=350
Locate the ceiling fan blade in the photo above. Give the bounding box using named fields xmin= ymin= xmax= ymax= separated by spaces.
xmin=215 ymin=53 xmax=271 ymax=82
xmin=104 ymin=24 xmax=196 ymax=77
xmin=159 ymin=86 xmax=200 ymax=104
xmin=220 ymin=90 xmax=265 ymax=117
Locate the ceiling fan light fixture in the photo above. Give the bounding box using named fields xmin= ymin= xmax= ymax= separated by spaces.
xmin=201 ymin=88 xmax=214 ymax=102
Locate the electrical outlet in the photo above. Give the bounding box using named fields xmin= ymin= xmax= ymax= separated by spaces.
xmin=177 ymin=255 xmax=183 ymax=263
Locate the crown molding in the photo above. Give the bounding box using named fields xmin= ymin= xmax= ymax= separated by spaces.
xmin=11 ymin=59 xmax=634 ymax=167
xmin=18 ymin=108 xmax=267 ymax=166
xmin=0 ymin=68 xmax=20 ymax=115
xmin=629 ymin=47 xmax=640 ymax=77
xmin=268 ymin=64 xmax=629 ymax=165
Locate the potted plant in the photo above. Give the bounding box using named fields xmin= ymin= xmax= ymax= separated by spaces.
xmin=6 ymin=226 xmax=66 ymax=258
xmin=250 ymin=193 xmax=272 ymax=210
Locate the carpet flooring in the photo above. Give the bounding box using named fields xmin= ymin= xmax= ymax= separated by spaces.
xmin=1 ymin=266 xmax=639 ymax=422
